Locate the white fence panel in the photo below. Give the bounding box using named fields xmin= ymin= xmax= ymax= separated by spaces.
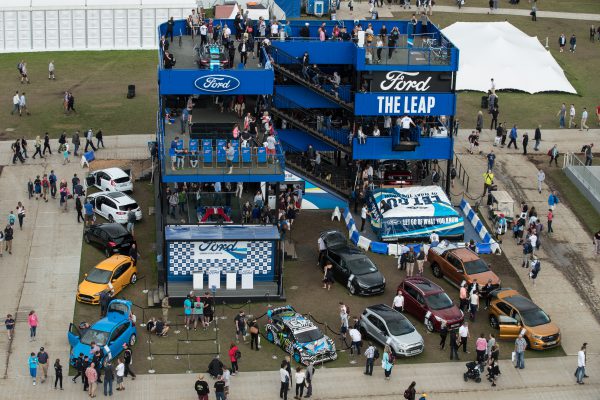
xmin=45 ymin=11 xmax=59 ymax=49
xmin=100 ymin=9 xmax=114 ymax=48
xmin=59 ymin=10 xmax=73 ymax=48
xmin=18 ymin=11 xmax=31 ymax=49
xmin=72 ymin=9 xmax=86 ymax=49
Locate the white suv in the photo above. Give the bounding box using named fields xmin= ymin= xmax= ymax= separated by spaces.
xmin=87 ymin=192 xmax=142 ymax=224
xmin=86 ymin=168 xmax=133 ymax=193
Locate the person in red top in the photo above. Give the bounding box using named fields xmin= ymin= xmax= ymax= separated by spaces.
xmin=228 ymin=343 xmax=239 ymax=375
xmin=596 ymin=105 xmax=600 ymax=126
xmin=547 ymin=209 xmax=554 ymax=233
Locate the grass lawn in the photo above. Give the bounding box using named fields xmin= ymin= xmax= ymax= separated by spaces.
xmin=428 ymin=0 xmax=600 ymax=14
xmin=420 ymin=12 xmax=600 ymax=130
xmin=530 ymin=155 xmax=600 ymax=234
xmin=0 ymin=51 xmax=156 ymax=141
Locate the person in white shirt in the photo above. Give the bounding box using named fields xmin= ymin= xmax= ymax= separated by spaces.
xmin=360 ymin=205 xmax=368 ymax=232
xmin=569 ymin=104 xmax=576 ymax=128
xmin=576 ymin=343 xmax=587 ymax=384
xmin=317 ymin=237 xmax=326 ymax=266
xmin=348 ymin=327 xmax=362 ymax=355
xmin=581 ymin=108 xmax=589 ymax=131
xmin=384 ymin=116 xmax=392 ymax=134
xmin=199 ymin=23 xmax=208 ymax=46
xmin=372 ymin=126 xmax=381 ymax=136
xmin=458 ymin=322 xmax=470 ymax=353
xmin=279 ymin=362 xmax=290 ymax=399
xmin=270 ymin=21 xmax=279 ymax=37
xmin=48 ymin=61 xmax=55 ymax=80
xmin=19 ymin=93 xmax=29 ymax=116
xmin=115 ymin=358 xmax=125 ymax=391
xmin=536 ymin=169 xmax=545 ymax=194
xmin=490 ymin=78 xmax=496 ymax=92
xmin=469 ymin=291 xmax=479 ymax=321
xmin=392 ymin=291 xmax=404 ymax=312
xmin=364 ymin=343 xmax=375 ymax=375
xmin=11 ymin=91 xmax=20 ymax=115
xmin=529 ymin=232 xmax=538 ymax=252
xmin=429 ymin=231 xmax=439 ymax=244
xmin=400 ymin=115 xmax=416 ymax=141
xmin=294 ymin=367 xmax=305 ymax=399
xmin=357 ymin=126 xmax=367 ymax=144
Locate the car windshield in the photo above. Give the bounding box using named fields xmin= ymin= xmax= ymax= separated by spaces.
xmin=86 ymin=268 xmax=112 ymax=284
xmin=521 ymin=309 xmax=551 ymax=327
xmin=426 ymin=292 xmax=454 ymax=310
xmin=386 ymin=316 xmax=415 ymax=336
xmin=294 ymin=329 xmax=324 ymax=344
xmin=347 ymin=257 xmax=378 ymax=275
xmin=463 ymin=259 xmax=490 ymax=275
xmin=80 ymin=328 xmax=109 ymax=346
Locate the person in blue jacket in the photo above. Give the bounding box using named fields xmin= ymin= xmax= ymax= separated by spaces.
xmin=548 ymin=190 xmax=559 ymax=211
xmin=507 ymin=125 xmax=518 ymax=149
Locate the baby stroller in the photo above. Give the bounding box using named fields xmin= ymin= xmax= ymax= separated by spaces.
xmin=464 ymin=361 xmax=484 ymax=383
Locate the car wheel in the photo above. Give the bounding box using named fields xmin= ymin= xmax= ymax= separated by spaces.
xmin=489 ymin=315 xmax=499 ymax=329
xmin=475 ymin=377 xmax=481 ymax=383
xmin=104 ymin=248 xmax=111 ymax=258
xmin=431 ymin=263 xmax=443 ymax=278
xmin=266 ymin=330 xmax=274 ymax=343
xmin=293 ymin=350 xmax=301 ymax=363
xmin=130 ymin=273 xmax=137 ymax=284
xmin=108 ymin=215 xmax=115 ymax=223
xmin=463 ymin=373 xmax=468 ymax=382
xmin=84 ymin=234 xmax=91 ymax=244
xmin=129 ymin=334 xmax=136 ymax=346
xmin=424 ymin=318 xmax=435 ymax=333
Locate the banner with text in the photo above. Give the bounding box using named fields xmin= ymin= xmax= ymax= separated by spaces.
xmin=354 ymin=93 xmax=456 ymax=116
xmin=369 ymin=71 xmax=453 ymax=93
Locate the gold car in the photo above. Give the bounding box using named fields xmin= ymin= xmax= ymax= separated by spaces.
xmin=488 ymin=289 xmax=560 ymax=350
xmin=77 ymin=255 xmax=137 ymax=304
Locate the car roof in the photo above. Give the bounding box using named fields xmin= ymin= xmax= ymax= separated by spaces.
xmin=98 ymin=168 xmax=128 ymax=178
xmin=280 ymin=313 xmax=318 ymax=333
xmin=502 ymin=293 xmax=539 ymax=312
xmin=94 ymin=255 xmax=132 ymax=271
xmin=366 ymin=304 xmax=407 ymax=320
xmin=449 ymin=248 xmax=480 ymax=261
xmin=90 ymin=191 xmax=136 ymax=204
xmin=404 ymin=277 xmax=443 ymax=295
xmin=94 ymin=223 xmax=129 ymax=236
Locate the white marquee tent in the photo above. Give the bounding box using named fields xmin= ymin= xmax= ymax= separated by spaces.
xmin=0 ymin=0 xmax=197 ymax=52
xmin=442 ymin=21 xmax=577 ymax=94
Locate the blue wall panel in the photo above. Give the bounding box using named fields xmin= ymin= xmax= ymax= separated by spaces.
xmin=275 ymin=0 xmax=301 ymax=18
xmin=278 ymin=129 xmax=336 ymax=152
xmin=275 ymin=86 xmax=343 ymax=109
xmin=271 ymin=41 xmax=356 ymax=64
xmin=352 ymin=137 xmax=453 ymax=160
xmin=159 ymin=68 xmax=274 ymax=95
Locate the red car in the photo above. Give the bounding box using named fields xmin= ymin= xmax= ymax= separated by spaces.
xmin=398 ymin=277 xmax=464 ymax=332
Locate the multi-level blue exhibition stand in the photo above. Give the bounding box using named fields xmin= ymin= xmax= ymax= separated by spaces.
xmin=155 ymin=17 xmax=459 ymax=300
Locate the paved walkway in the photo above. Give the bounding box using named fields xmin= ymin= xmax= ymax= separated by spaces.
xmin=454 ymin=128 xmax=600 ymax=356
xmin=334 ymin=2 xmax=600 ymax=21
xmin=0 ymin=133 xmax=599 ymax=399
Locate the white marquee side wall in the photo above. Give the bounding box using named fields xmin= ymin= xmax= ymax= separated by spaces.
xmin=0 ymin=7 xmax=190 ymax=52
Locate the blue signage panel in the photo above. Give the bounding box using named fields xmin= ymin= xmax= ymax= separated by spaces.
xmin=159 ymin=68 xmax=274 ymax=95
xmin=354 ymin=93 xmax=456 ymax=116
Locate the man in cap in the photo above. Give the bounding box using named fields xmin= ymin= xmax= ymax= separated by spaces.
xmin=37 ymin=347 xmax=49 ymax=383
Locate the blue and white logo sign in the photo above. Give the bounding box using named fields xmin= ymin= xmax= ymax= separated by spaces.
xmin=194 ymin=241 xmax=248 ymax=261
xmin=194 ymin=74 xmax=241 ymax=92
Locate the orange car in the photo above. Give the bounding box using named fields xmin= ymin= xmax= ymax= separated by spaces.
xmin=488 ymin=289 xmax=560 ymax=350
xmin=428 ymin=245 xmax=501 ymax=290
xmin=77 ymin=255 xmax=137 ymax=304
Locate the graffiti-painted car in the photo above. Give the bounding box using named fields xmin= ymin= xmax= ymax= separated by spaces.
xmin=265 ymin=306 xmax=337 ymax=365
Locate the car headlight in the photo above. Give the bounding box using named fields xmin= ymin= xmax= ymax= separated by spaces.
xmin=357 ymin=280 xmax=368 ymax=288
xmin=531 ymin=334 xmax=543 ymax=340
xmin=434 ymin=316 xmax=446 ymax=323
xmin=382 ymin=277 xmax=386 ymax=284
xmin=460 ymin=310 xmax=464 ymax=317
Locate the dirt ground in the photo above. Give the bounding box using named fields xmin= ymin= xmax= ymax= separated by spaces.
xmin=74 ymin=209 xmax=564 ymax=375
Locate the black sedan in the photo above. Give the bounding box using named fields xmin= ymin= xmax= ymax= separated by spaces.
xmin=84 ymin=223 xmax=135 ymax=257
xmin=320 ymin=230 xmax=386 ymax=296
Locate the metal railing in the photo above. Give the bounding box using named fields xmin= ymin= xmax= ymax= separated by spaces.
xmin=563 ymin=152 xmax=600 ymax=201
xmin=453 ymin=153 xmax=470 ymax=194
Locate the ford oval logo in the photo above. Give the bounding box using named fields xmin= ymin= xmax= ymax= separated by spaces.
xmin=194 ymin=75 xmax=240 ymax=93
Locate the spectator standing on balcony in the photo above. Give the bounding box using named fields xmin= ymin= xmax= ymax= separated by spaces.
xmin=388 ymin=27 xmax=400 ymax=59
xmin=238 ymin=40 xmax=249 ymax=66
xmin=400 ymin=115 xmax=415 ymax=141
xmin=266 ymin=133 xmax=277 ymax=164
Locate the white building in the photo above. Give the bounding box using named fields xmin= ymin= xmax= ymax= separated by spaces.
xmin=0 ymin=0 xmax=196 ymax=52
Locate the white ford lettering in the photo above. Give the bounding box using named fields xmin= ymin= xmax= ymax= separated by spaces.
xmin=379 ymin=71 xmax=432 ymax=92
xmin=194 ymin=75 xmax=241 ymax=92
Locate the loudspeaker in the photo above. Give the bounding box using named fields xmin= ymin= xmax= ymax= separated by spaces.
xmin=127 ymin=84 xmax=136 ymax=99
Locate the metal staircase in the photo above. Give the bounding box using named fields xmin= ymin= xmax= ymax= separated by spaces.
xmin=270 ymin=46 xmax=355 ymax=113
xmin=272 ymin=93 xmax=352 ymax=154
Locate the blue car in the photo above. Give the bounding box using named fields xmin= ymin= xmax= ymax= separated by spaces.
xmin=265 ymin=306 xmax=337 ymax=365
xmin=68 ymin=299 xmax=137 ymax=366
